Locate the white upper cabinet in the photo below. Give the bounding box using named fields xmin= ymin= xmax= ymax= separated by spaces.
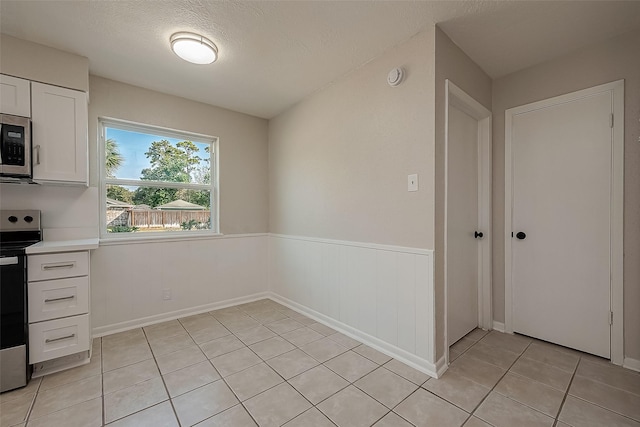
xmin=0 ymin=74 xmax=31 ymax=117
xmin=31 ymin=82 xmax=88 ymax=185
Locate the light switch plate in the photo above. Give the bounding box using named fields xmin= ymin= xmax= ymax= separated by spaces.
xmin=408 ymin=174 xmax=418 ymax=192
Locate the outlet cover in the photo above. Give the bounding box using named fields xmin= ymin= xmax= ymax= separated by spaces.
xmin=163 ymin=289 xmax=172 ymax=300
xmin=408 ymin=174 xmax=418 ymax=192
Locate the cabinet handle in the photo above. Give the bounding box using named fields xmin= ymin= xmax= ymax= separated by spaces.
xmin=45 ymin=333 xmax=76 ymax=344
xmin=42 ymin=263 xmax=75 ymax=270
xmin=34 ymin=145 xmax=41 ymax=165
xmin=44 ymin=295 xmax=75 ymax=303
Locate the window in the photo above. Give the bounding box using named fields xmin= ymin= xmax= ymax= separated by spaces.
xmin=99 ymin=119 xmax=217 ymax=237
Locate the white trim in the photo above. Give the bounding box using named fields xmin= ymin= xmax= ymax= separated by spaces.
xmin=99 ymin=232 xmax=267 ymax=246
xmin=268 ymin=233 xmax=433 ymax=256
xmin=504 ymin=80 xmax=624 ymax=365
xmin=623 ymin=357 xmax=640 ymax=373
xmin=269 ymin=293 xmax=441 ymax=378
xmin=444 ymin=80 xmax=492 ymax=363
xmin=610 ymin=80 xmax=625 ymax=366
xmin=435 ymin=354 xmax=448 ymax=378
xmin=492 ymin=321 xmax=505 ymax=333
xmin=92 ymin=291 xmax=270 ymax=337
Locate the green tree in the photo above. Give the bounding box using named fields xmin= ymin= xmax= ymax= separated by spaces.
xmin=132 ymin=140 xmax=210 ymax=207
xmin=105 ymin=138 xmax=124 ymax=178
xmin=106 ymin=185 xmax=133 ymax=204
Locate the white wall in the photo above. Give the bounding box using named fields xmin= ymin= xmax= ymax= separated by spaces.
xmin=0 ymin=186 xmax=98 ymax=240
xmin=268 ymin=29 xmax=436 ymax=249
xmin=88 ymin=75 xmax=269 ymax=235
xmin=491 ymin=29 xmax=640 ymax=362
xmin=269 ymin=235 xmax=437 ymax=374
xmin=86 ymin=76 xmax=270 ymax=333
xmin=92 ymin=235 xmax=267 ymax=335
xmin=0 ymin=34 xmax=89 ymax=92
xmin=267 ymin=29 xmax=439 ymax=372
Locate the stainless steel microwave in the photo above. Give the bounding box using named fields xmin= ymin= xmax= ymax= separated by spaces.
xmin=0 ymin=114 xmax=31 ymax=179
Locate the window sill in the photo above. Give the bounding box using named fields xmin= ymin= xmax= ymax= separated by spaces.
xmin=99 ymin=232 xmax=264 ymax=246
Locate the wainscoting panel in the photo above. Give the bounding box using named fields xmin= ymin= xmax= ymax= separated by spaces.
xmin=92 ymin=234 xmax=268 ymax=335
xmin=268 ymin=234 xmax=436 ymax=373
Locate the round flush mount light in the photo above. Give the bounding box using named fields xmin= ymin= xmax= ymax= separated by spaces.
xmin=170 ymin=32 xmax=218 ymax=65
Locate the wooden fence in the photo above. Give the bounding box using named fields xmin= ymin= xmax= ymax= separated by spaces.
xmin=107 ymin=209 xmax=210 ymax=229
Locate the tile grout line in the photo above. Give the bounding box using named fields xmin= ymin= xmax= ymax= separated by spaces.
xmin=21 ymin=371 xmax=43 ymax=426
xmin=552 ymin=354 xmax=581 ymax=427
xmin=141 ymin=325 xmax=183 ymax=427
xmin=211 ymin=303 xmax=399 ymax=426
xmin=443 ymin=331 xmax=535 ymax=425
xmin=563 ymin=357 xmax=640 ymax=425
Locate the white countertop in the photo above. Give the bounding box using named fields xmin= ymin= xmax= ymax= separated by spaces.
xmin=26 ymin=238 xmax=99 ymax=254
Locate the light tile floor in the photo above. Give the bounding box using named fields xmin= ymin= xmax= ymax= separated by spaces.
xmin=2 ymin=298 xmax=639 ymax=426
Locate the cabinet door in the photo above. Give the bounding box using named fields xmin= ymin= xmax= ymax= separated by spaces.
xmin=31 ymin=82 xmax=88 ymax=185
xmin=0 ymin=74 xmax=30 ymax=117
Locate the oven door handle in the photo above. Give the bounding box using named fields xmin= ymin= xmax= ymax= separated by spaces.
xmin=0 ymin=256 xmax=19 ymax=266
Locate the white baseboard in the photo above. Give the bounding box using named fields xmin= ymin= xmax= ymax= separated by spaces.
xmin=623 ymin=357 xmax=640 ymax=373
xmin=492 ymin=321 xmax=505 ymax=333
xmin=269 ymin=293 xmax=440 ymax=378
xmin=32 ymin=351 xmax=91 ymax=378
xmin=92 ymin=292 xmax=270 ymax=337
xmin=435 ymin=354 xmax=448 ymax=378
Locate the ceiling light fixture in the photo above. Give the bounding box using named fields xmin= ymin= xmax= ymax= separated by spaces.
xmin=170 ymin=32 xmax=218 ymax=65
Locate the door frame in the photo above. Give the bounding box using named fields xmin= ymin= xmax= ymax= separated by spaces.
xmin=504 ymin=80 xmax=624 ymax=365
xmin=444 ymin=79 xmax=492 ymax=362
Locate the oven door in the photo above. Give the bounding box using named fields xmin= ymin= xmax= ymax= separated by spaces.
xmin=0 ymin=253 xmax=29 ymax=392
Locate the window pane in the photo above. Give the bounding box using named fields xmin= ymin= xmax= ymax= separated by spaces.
xmin=106 ymin=185 xmax=211 ymax=233
xmin=105 ymin=127 xmax=211 ymax=184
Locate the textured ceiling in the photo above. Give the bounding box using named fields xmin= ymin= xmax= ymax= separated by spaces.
xmin=1 ymin=1 xmax=639 ymax=119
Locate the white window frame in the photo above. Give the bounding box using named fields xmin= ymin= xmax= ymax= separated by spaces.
xmin=98 ymin=117 xmax=219 ymax=241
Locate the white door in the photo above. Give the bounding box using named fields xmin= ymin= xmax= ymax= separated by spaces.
xmin=509 ymin=90 xmax=613 ymax=358
xmin=447 ymin=104 xmax=480 ymax=346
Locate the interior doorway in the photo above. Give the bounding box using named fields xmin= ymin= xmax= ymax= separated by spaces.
xmin=445 ymin=80 xmax=492 ymax=362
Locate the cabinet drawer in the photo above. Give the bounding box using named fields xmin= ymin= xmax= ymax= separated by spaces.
xmin=28 ymin=276 xmax=89 ymax=323
xmin=29 ymin=314 xmax=90 ymax=364
xmin=28 ymin=251 xmax=89 ymax=281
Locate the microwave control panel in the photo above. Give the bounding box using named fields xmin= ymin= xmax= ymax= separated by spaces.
xmin=1 ymin=124 xmax=26 ymax=166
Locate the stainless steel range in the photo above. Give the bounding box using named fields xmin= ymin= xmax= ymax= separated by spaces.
xmin=0 ymin=210 xmax=41 ymax=393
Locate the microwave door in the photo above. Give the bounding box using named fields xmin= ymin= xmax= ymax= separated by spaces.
xmin=0 ymin=116 xmax=32 ymax=178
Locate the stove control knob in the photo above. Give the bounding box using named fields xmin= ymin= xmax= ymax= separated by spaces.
xmin=24 ymin=216 xmax=33 ymax=223
xmin=8 ymin=216 xmax=18 ymax=223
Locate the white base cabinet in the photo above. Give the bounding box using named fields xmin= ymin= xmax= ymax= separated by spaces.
xmin=28 ymin=250 xmax=91 ymax=364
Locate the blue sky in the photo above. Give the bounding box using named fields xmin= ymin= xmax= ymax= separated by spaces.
xmin=106 ymin=127 xmax=209 ymax=181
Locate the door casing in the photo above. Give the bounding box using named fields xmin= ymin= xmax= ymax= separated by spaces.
xmin=504 ymin=80 xmax=624 ymax=365
xmin=444 ymin=80 xmax=492 ymax=364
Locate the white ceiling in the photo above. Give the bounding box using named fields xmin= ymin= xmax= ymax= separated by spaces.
xmin=1 ymin=1 xmax=639 ymax=119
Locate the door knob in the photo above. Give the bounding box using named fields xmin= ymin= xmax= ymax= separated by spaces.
xmin=516 ymin=232 xmax=527 ymax=240
xmin=474 ymin=231 xmax=483 ymax=239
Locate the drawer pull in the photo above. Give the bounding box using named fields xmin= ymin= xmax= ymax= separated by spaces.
xmin=45 ymin=334 xmax=76 ymax=344
xmin=43 ymin=263 xmax=75 ymax=270
xmin=44 ymin=295 xmax=76 ymax=303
